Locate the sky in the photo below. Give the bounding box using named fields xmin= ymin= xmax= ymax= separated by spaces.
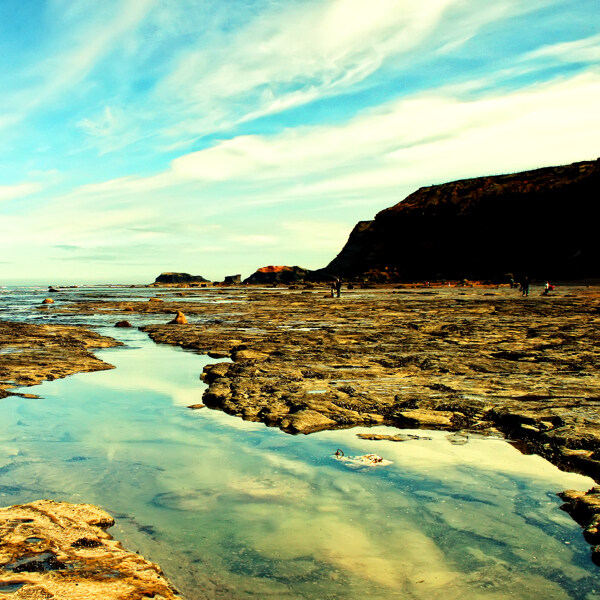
xmin=0 ymin=0 xmax=599 ymax=284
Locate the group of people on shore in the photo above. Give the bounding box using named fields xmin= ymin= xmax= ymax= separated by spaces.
xmin=518 ymin=277 xmax=554 ymax=296
xmin=328 ymin=275 xmax=555 ymax=297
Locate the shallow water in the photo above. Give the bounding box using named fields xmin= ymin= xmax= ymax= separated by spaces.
xmin=0 ymin=289 xmax=599 ymax=599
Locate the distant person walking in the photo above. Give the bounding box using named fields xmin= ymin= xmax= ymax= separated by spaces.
xmin=335 ymin=278 xmax=342 ymax=298
xmin=521 ymin=276 xmax=530 ymax=297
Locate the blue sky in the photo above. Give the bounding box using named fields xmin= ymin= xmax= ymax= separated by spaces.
xmin=1 ymin=0 xmax=599 ymax=284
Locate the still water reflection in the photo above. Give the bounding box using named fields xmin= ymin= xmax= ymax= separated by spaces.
xmin=0 ymin=328 xmax=598 ymax=599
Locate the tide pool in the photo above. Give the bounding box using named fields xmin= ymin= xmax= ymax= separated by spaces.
xmin=0 ymin=327 xmax=598 ymax=599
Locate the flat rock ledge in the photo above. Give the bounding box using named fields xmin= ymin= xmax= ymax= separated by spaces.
xmin=0 ymin=321 xmax=121 ymax=397
xmin=0 ymin=500 xmax=181 ymax=599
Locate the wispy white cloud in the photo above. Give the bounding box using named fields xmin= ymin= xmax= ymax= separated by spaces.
xmin=282 ymin=220 xmax=353 ymax=251
xmin=4 ymin=0 xmax=568 ymax=159
xmin=523 ymin=33 xmax=600 ymax=64
xmin=154 ymin=0 xmax=551 ymax=141
xmin=228 ymin=234 xmax=279 ymax=246
xmin=167 ymin=71 xmax=600 ymax=199
xmin=0 ymin=182 xmax=43 ymax=202
xmin=0 ymin=0 xmax=155 ymax=133
xmin=14 ymin=68 xmax=596 ymax=282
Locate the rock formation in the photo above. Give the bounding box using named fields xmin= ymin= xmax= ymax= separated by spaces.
xmin=223 ymin=274 xmax=241 ymax=284
xmin=168 ymin=311 xmax=188 ymax=325
xmin=153 ymin=272 xmax=208 ymax=285
xmin=322 ymin=158 xmax=600 ymax=281
xmin=243 ymin=265 xmax=311 ymax=284
xmin=0 ymin=321 xmax=121 ymax=394
xmin=0 ymin=500 xmax=181 ymax=599
xmin=559 ymin=487 xmax=600 ymax=564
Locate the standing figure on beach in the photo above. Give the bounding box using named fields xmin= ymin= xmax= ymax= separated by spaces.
xmin=335 ymin=278 xmax=342 ymax=298
xmin=521 ymin=276 xmax=530 ymax=297
xmin=330 ymin=280 xmax=336 ymax=297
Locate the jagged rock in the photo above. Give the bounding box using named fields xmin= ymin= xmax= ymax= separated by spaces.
xmin=319 ymin=158 xmax=600 ymax=281
xmin=168 ymin=311 xmax=188 ymax=325
xmin=559 ymin=486 xmax=600 ymax=525
xmin=0 ymin=500 xmax=181 ymax=599
xmin=243 ymin=265 xmax=312 ymax=284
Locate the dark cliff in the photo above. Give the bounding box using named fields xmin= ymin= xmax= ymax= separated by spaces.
xmin=323 ymin=158 xmax=600 ymax=281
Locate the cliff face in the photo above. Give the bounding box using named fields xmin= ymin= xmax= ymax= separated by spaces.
xmin=324 ymin=158 xmax=600 ymax=281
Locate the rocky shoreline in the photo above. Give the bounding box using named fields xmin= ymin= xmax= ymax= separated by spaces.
xmin=45 ymin=285 xmax=600 ymax=481
xmin=1 ymin=284 xmax=599 ymax=578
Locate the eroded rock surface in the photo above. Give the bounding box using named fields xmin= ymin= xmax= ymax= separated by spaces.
xmin=133 ymin=287 xmax=599 ymax=480
xmin=0 ymin=321 xmax=121 ymax=395
xmin=54 ymin=285 xmax=600 ymax=481
xmin=0 ymin=500 xmax=181 ymax=599
xmin=10 ymin=284 xmax=600 ymax=565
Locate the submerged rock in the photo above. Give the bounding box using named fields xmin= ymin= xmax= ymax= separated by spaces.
xmin=0 ymin=500 xmax=181 ymax=599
